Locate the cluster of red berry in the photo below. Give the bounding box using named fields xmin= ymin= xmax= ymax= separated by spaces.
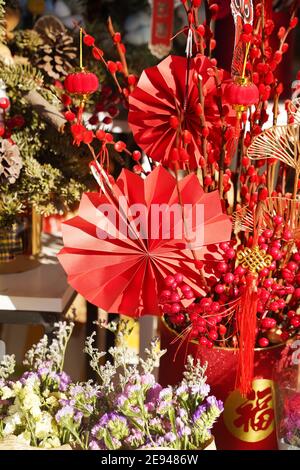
xmin=160 ymin=226 xmax=300 ymax=349
xmin=0 ymin=97 xmax=25 ymax=141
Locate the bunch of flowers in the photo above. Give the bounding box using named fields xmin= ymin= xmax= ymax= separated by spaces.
xmin=86 ymin=322 xmax=223 ymax=450
xmin=0 ymin=322 xmax=99 ymax=449
xmin=0 ymin=320 xmax=223 ymax=450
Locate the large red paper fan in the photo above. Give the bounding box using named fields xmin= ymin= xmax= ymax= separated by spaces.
xmin=128 ymin=55 xmax=229 ymax=169
xmin=58 ymin=166 xmax=232 ymax=317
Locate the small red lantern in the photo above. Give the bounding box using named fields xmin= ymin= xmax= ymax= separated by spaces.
xmin=64 ymin=71 xmax=99 ymax=96
xmin=224 ymin=77 xmax=259 ymax=117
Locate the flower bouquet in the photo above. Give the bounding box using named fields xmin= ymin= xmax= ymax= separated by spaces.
xmin=0 ymin=320 xmax=223 ymax=450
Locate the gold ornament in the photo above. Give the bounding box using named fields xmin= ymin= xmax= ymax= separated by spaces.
xmin=237 ymin=246 xmax=272 ymax=274
xmin=223 ymin=379 xmax=275 ymax=443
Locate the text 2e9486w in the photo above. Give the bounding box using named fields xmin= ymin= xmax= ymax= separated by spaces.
xmin=145 ymin=454 xmax=198 ymax=465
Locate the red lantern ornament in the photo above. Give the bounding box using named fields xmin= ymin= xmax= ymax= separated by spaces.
xmin=64 ymin=71 xmax=99 ymax=96
xmin=224 ymin=77 xmax=259 ymax=118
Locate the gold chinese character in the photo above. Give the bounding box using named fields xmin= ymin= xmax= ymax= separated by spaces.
xmin=237 ymin=246 xmax=272 ymax=274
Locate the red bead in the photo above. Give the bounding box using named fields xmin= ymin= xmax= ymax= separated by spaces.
xmin=261 ymin=318 xmax=277 ymax=329
xmin=169 ymin=115 xmax=179 ymax=129
xmin=0 ymin=97 xmax=10 ymax=109
xmin=171 ymin=303 xmax=181 ymax=314
xmin=64 ymin=111 xmax=75 ymax=122
xmin=113 ymin=32 xmax=122 ymax=43
xmin=258 ymin=337 xmax=269 ymax=348
xmin=165 ymin=275 xmax=175 ymax=287
xmin=199 ymin=336 xmax=208 ymax=346
xmin=225 ymin=248 xmax=235 ymax=260
xmin=183 ymin=129 xmax=192 ymax=144
xmin=83 ymin=35 xmax=95 ymax=46
xmin=283 ymin=229 xmax=292 ymax=240
xmin=291 ymin=317 xmax=300 ymax=328
xmin=224 ymin=273 xmax=234 ymax=284
xmin=132 ymin=150 xmax=141 ymax=161
xmin=107 ymin=61 xmax=118 ymax=74
xmin=263 ymin=278 xmax=273 ymax=288
xmin=274 ymin=215 xmax=283 ymax=225
xmin=220 ymin=242 xmax=229 ymax=251
xmin=114 ymin=140 xmax=126 ymax=152
xmin=174 ymin=273 xmax=184 ymax=284
xmin=215 ymin=284 xmax=225 ymax=294
xmin=216 ymin=262 xmax=228 ymax=273
xmin=263 ymin=229 xmax=273 ymax=239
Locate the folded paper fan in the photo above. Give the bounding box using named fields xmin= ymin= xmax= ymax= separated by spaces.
xmin=58 ymin=166 xmax=232 ymax=317
xmin=128 ymin=55 xmax=230 ymax=169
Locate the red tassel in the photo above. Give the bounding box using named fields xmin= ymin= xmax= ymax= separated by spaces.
xmin=235 ymin=273 xmax=258 ymax=397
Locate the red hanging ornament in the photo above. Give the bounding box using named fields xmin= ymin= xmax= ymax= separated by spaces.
xmin=224 ymin=77 xmax=259 ymax=117
xmin=64 ymin=71 xmax=99 ymax=95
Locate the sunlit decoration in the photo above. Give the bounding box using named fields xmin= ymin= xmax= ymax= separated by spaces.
xmin=289 ymin=97 xmax=300 ymax=125
xmin=247 ymin=124 xmax=300 ymax=199
xmin=232 ymin=206 xmax=254 ymax=234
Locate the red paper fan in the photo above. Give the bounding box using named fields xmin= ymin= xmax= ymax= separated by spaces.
xmin=58 ymin=166 xmax=232 ymax=317
xmin=128 ymin=55 xmax=230 ymax=169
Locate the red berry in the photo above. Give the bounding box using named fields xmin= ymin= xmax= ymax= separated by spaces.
xmin=107 ymin=61 xmax=118 ymax=74
xmin=114 ymin=140 xmax=126 ymax=152
xmin=215 ymin=284 xmax=225 ymax=294
xmin=64 ymin=111 xmax=76 ymax=122
xmin=183 ymin=129 xmax=192 ymax=144
xmin=92 ymin=47 xmax=104 ymax=60
xmin=128 ymin=75 xmax=137 ymax=86
xmin=132 ymin=150 xmax=141 ymax=161
xmin=83 ymin=35 xmax=95 ymax=46
xmin=0 ymin=97 xmax=10 ymax=109
xmin=291 ymin=317 xmax=300 ymax=328
xmin=113 ymin=32 xmax=122 ymax=43
xmin=258 ymin=337 xmax=269 ymax=348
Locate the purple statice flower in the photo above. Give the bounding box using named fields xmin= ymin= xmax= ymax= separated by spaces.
xmin=146 ymin=383 xmax=162 ymax=403
xmin=140 ymin=374 xmax=155 ymax=386
xmin=115 ymin=394 xmax=128 ymax=408
xmin=124 ymin=428 xmax=144 ymax=447
xmin=193 ymin=404 xmax=207 ymax=422
xmin=157 ymin=400 xmax=171 ymax=414
xmin=178 ymin=408 xmax=188 ymax=419
xmin=91 ymin=422 xmax=101 ymax=438
xmin=207 ymin=395 xmax=224 ymax=412
xmin=149 ymin=417 xmax=162 ymax=428
xmin=176 ymin=384 xmax=188 ymax=397
xmin=165 ymin=432 xmax=177 ymax=443
xmin=89 ymin=440 xmax=101 ymax=450
xmin=178 ymin=426 xmax=191 ymax=438
xmin=20 ymin=371 xmax=38 ymax=385
xmin=69 ymin=384 xmax=84 ymax=396
xmin=190 ymin=383 xmax=210 ymax=397
xmin=145 ymin=402 xmax=155 ymax=413
xmin=58 ymin=372 xmax=71 ymax=391
xmin=175 ymin=417 xmax=184 ymax=430
xmin=124 ymin=384 xmax=140 ymax=397
xmin=74 ymin=411 xmax=83 ymax=423
xmin=55 ymin=404 xmax=74 ymax=423
xmin=159 ymin=387 xmax=173 ymax=401
xmin=99 ymin=412 xmax=127 ymax=427
xmin=59 ymin=398 xmax=75 ymax=407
